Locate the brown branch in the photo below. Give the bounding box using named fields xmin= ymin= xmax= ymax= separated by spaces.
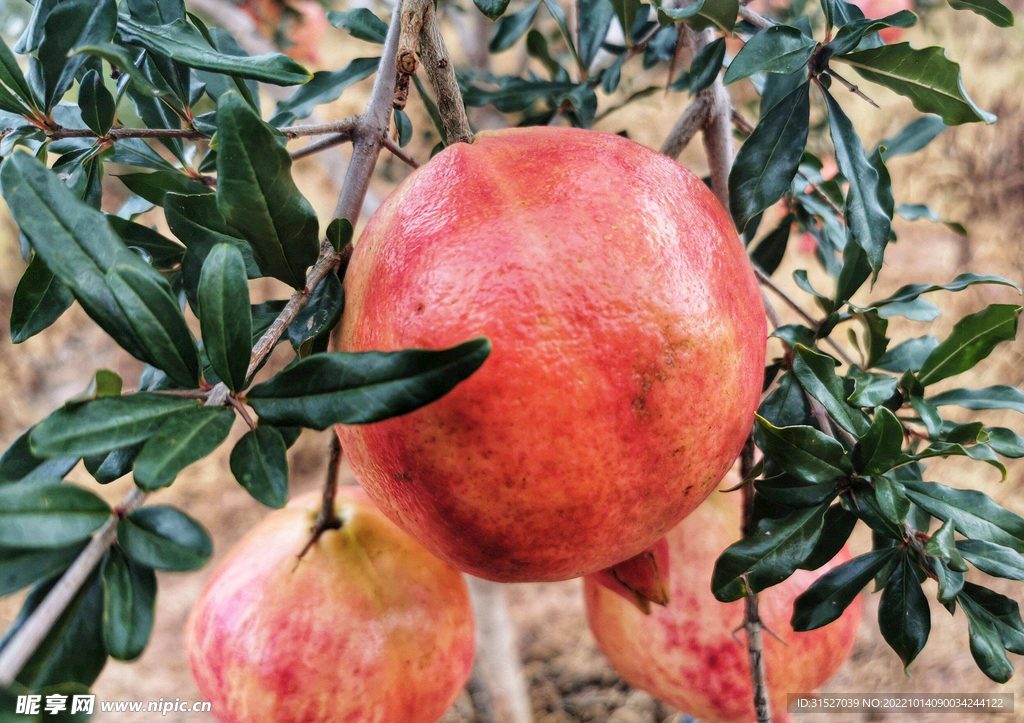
xmin=410 ymin=0 xmax=473 ymax=145
xmin=739 ymin=6 xmax=774 ymax=29
xmin=44 ymin=117 xmax=359 ymax=142
xmin=289 ymin=131 xmax=354 ymax=161
xmin=824 ymin=69 xmax=879 ymax=109
xmin=739 ymin=440 xmax=773 ymax=723
xmin=383 ymin=135 xmax=420 ymax=168
xmin=660 ymin=95 xmax=711 ymax=159
xmin=297 ymin=433 xmax=344 ymax=561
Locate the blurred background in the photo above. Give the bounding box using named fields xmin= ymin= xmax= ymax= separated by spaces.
xmin=1 ymin=0 xmax=1023 ymax=721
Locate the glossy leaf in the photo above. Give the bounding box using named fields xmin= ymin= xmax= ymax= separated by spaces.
xmin=846 ymin=367 xmax=898 ymax=407
xmin=0 ymin=483 xmax=110 ymax=548
xmin=724 ymin=26 xmax=818 ymax=85
xmin=133 ymin=407 xmax=235 ymax=490
xmin=101 ymin=547 xmax=155 ymax=661
xmin=0 ymin=429 xmax=78 ymax=486
xmin=10 ymin=253 xmax=74 ymax=344
xmin=756 ymin=416 xmax=852 ymax=483
xmin=490 ymin=2 xmax=540 ymax=53
xmin=875 ymin=336 xmax=938 ymax=373
xmin=671 ymin=37 xmax=725 ymax=94
xmin=822 ymin=86 xmax=890 ymax=276
xmin=0 ymin=34 xmax=37 ymax=111
xmin=198 ymin=244 xmax=252 ymax=392
xmin=230 ymin=426 xmax=289 ymax=508
xmin=116 ymin=16 xmax=312 ymax=86
xmin=712 ymin=503 xmax=829 ymax=601
xmin=749 ymin=214 xmax=791 ymax=276
xmin=903 ymin=479 xmax=1024 ymax=551
xmin=918 ymin=305 xmax=1020 ymax=385
xmin=216 ymin=92 xmax=320 ymax=289
xmin=117 ymin=506 xmax=212 ymax=571
xmin=272 ymin=58 xmax=379 ymax=124
xmin=929 ymin=385 xmax=1024 ymax=414
xmin=801 ymin=503 xmax=859 ymax=570
xmin=31 ymin=394 xmax=201 ymax=458
xmin=825 ymin=10 xmax=917 ymax=56
xmin=38 ymin=0 xmax=117 ymax=110
xmin=878 ymin=554 xmax=930 ymax=670
xmin=792 ymin=344 xmax=869 ymax=436
xmin=78 ymin=68 xmax=115 ymax=137
xmin=288 ymin=272 xmax=343 ymax=351
xmin=327 ymin=8 xmax=389 ymax=41
xmin=947 ymin=0 xmax=1014 ymax=26
xmin=957 ymin=540 xmax=1024 ymax=582
xmin=729 ymin=82 xmax=810 ymax=231
xmin=835 ymin=43 xmax=995 ymax=125
xmin=658 ymin=0 xmax=739 ymax=34
xmin=854 ymin=407 xmax=903 ymax=475
xmin=248 ymin=338 xmax=492 ymax=430
xmin=578 ymin=0 xmax=616 ymax=69
xmin=0 ymin=542 xmax=86 ymax=597
xmin=793 ymin=547 xmax=898 ymax=631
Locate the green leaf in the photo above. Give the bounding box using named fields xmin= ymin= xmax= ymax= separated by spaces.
xmin=929 ymin=385 xmax=1024 ymax=414
xmin=0 ymin=429 xmax=78 ymax=487
xmin=327 ymin=8 xmax=389 ymax=41
xmin=957 ymin=540 xmax=1024 ymax=582
xmin=846 ymin=367 xmax=898 ymax=407
xmin=822 ymin=86 xmax=890 ymax=277
xmin=859 ymin=273 xmax=1020 ymax=312
xmin=878 ymin=554 xmax=930 ymax=670
xmin=895 ymin=203 xmax=966 ymax=235
xmin=801 ymin=503 xmax=858 ymax=570
xmin=877 ymin=115 xmax=946 ymax=158
xmin=394 ymin=108 xmax=412 ymax=147
xmin=198 ymin=244 xmax=252 ymax=392
xmin=10 ymin=253 xmax=74 ymax=344
xmin=163 ymin=192 xmax=260 ymax=276
xmin=918 ymin=304 xmax=1020 ymax=386
xmin=924 ymin=518 xmax=968 ymax=571
xmin=540 ymin=0 xmax=581 ymax=69
xmin=133 ymin=407 xmax=235 ymax=491
xmin=875 ymin=336 xmax=938 ymax=373
xmin=101 ymin=546 xmax=155 ymax=661
xmin=749 ymin=214 xmax=791 ymax=276
xmin=490 ymin=1 xmax=540 ymax=53
xmin=71 ymin=42 xmax=165 ymax=98
xmin=792 ymin=547 xmax=898 ymax=631
xmin=671 ymin=37 xmax=725 ymax=95
xmin=0 ymin=34 xmax=38 ymax=112
xmin=729 ymin=82 xmax=810 ymax=231
xmin=117 ymin=506 xmax=212 ymax=571
xmin=271 ymin=58 xmax=380 ymax=125
xmin=986 ymin=427 xmax=1024 ymax=458
xmin=911 ymin=441 xmax=1006 ymax=481
xmin=78 ymin=68 xmax=115 ymax=137
xmin=792 ymin=344 xmax=869 ymax=436
xmin=834 ymin=43 xmax=995 ymax=125
xmin=758 ymin=371 xmax=812 ymax=430
xmin=0 ymin=146 xmax=153 ymax=362
xmin=724 ymin=26 xmax=818 ymax=85
xmin=711 ymin=503 xmax=830 ymax=602
xmin=958 ymin=584 xmax=1021 ymax=681
xmin=230 ymin=426 xmax=289 ymax=508
xmin=874 ymin=475 xmax=911 ymax=525
xmin=116 ymin=16 xmax=312 ymax=86
xmin=755 ymin=474 xmax=839 ymax=508
xmin=903 ymin=478 xmax=1024 ymax=551
xmin=31 ymin=394 xmax=201 ymax=457
xmin=248 ymin=338 xmax=492 ymax=430
xmin=106 ymin=263 xmax=200 ymax=388
xmin=38 ymin=0 xmax=117 ymax=110
xmin=825 ymin=10 xmax=917 ymax=56
xmin=578 ymin=0 xmax=616 ymax=69
xmin=0 ymin=542 xmax=86 ymax=597
xmin=658 ymin=0 xmax=739 ymax=33
xmin=947 ymin=0 xmax=1014 ymax=27
xmin=288 ymin=272 xmax=344 ymax=352
xmin=118 ymin=171 xmax=212 ymax=206
xmin=326 ymin=218 xmax=353 ymax=253
xmin=84 ymin=444 xmax=142 ymax=485
xmin=216 ymin=92 xmax=320 ymax=289
xmin=755 ymin=415 xmax=852 ymax=483
xmin=854 ymin=407 xmax=903 ymax=475
xmin=107 ymin=215 xmax=186 ymax=270
xmin=0 ymin=483 xmax=110 ymax=548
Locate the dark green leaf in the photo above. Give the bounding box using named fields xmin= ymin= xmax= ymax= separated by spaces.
xmin=163 ymin=192 xmax=261 ymax=277
xmin=288 ymin=272 xmax=343 ymax=351
xmin=248 ymin=337 xmax=492 ymax=430
xmin=822 ymin=86 xmax=890 ymax=276
xmin=729 ymin=81 xmax=810 ymax=231
xmin=986 ymin=427 xmax=1024 ymax=458
xmin=801 ymin=503 xmax=859 ymax=570
xmin=117 ymin=506 xmax=212 ymax=571
xmin=118 ymin=170 xmax=211 ymax=206
xmin=860 ymin=273 xmax=1020 ymax=311
xmin=854 ymin=407 xmax=903 ymax=475
xmin=0 ymin=34 xmax=37 ymax=111
xmin=878 ymin=554 xmax=930 ymax=670
xmin=755 ymin=474 xmax=839 ymax=508
xmin=658 ymin=0 xmax=739 ymax=33
xmin=490 ymin=2 xmax=540 ymax=52
xmin=101 ymin=546 xmax=155 ymax=661
xmin=38 ymin=0 xmax=117 ymax=110
xmin=0 ymin=542 xmax=86 ymax=597
xmin=758 ymin=371 xmax=811 ymax=429
xmin=874 ymin=475 xmax=911 ymax=525
xmin=834 ymin=43 xmax=995 ymax=125
xmin=0 ymin=429 xmax=77 ymax=486
xmin=0 ymin=483 xmax=110 ymax=548
xmin=929 ymin=385 xmax=1024 ymax=414
xmin=107 ymin=215 xmax=186 ymax=270
xmin=846 ymin=367 xmax=898 ymax=407
xmin=578 ymin=0 xmax=616 ymax=68
xmin=875 ymin=336 xmax=938 ymax=373
xmin=116 ymin=16 xmax=312 ymax=86
xmin=793 ymin=547 xmax=898 ymax=630
xmin=947 ymin=0 xmax=1014 ymax=26
xmin=957 ymin=539 xmax=1024 ymax=582
xmin=198 ymin=244 xmax=252 ymax=392
xmin=724 ymin=26 xmax=818 ymax=85
xmin=877 ymin=115 xmax=946 ymax=158
xmin=10 ymin=253 xmax=74 ymax=344
xmin=924 ymin=518 xmax=968 ymax=571
xmin=749 ymin=214 xmax=791 ymax=276
xmin=671 ymin=37 xmax=725 ymax=94
xmin=958 ymin=584 xmax=1021 ymax=681
xmin=84 ymin=444 xmax=142 ymax=485
xmin=712 ymin=503 xmax=829 ymax=602
xmin=31 ymin=394 xmax=201 ymax=457
xmin=825 ymin=10 xmax=917 ymax=56
xmin=327 ymin=8 xmax=389 ymax=41
xmin=230 ymin=426 xmax=289 ymax=508
xmin=911 ymin=441 xmax=1006 ymax=481
xmin=326 ymin=218 xmax=353 ymax=253
xmin=107 ymin=263 xmax=200 ymax=388
xmin=918 ymin=304 xmax=1020 ymax=386
xmin=271 ymin=58 xmax=379 ymax=124
xmin=903 ymin=478 xmax=1024 ymax=551
xmin=78 ymin=68 xmax=115 ymax=137
xmin=792 ymin=344 xmax=869 ymax=436
xmin=216 ymin=92 xmax=320 ymax=289
xmin=611 ymin=0 xmax=642 ymax=43
xmin=540 ymin=0 xmax=581 ymax=69
xmin=133 ymin=407 xmax=235 ymax=490
xmin=394 ymin=108 xmax=412 ymax=147
xmin=755 ymin=415 xmax=851 ymax=483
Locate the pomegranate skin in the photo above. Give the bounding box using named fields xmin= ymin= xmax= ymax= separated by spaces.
xmin=584 ymin=489 xmax=863 ymax=723
xmin=185 ymin=489 xmax=475 ymax=723
xmin=338 ymin=127 xmax=766 ymax=582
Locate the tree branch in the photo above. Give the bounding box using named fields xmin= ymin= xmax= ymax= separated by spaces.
xmin=660 ymin=95 xmax=710 ymax=159
xmin=43 ymin=117 xmax=360 ymax=142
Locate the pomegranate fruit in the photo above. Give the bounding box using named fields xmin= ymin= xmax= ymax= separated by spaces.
xmin=337 ymin=126 xmax=766 ymax=582
xmin=185 ymin=488 xmax=475 ymax=723
xmin=584 ymin=485 xmax=863 ymax=723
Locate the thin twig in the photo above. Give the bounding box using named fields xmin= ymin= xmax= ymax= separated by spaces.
xmin=44 ymin=117 xmax=359 ymax=142
xmin=289 ymin=131 xmax=354 ymax=162
xmin=740 ymin=440 xmax=773 ymax=723
xmin=296 ymin=434 xmax=344 ymax=561
xmin=824 ymin=69 xmax=879 ymax=108
xmin=383 ymin=135 xmax=420 ymax=168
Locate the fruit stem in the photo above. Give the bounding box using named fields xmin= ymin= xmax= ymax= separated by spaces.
xmin=297 ymin=434 xmax=345 ymax=561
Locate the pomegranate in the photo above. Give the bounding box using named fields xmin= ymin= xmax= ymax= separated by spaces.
xmin=584 ymin=485 xmax=863 ymax=723
xmin=337 ymin=127 xmax=766 ymax=582
xmin=185 ymin=488 xmax=475 ymax=723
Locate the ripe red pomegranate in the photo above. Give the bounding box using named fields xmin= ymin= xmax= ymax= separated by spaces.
xmin=185 ymin=488 xmax=475 ymax=723
xmin=337 ymin=127 xmax=766 ymax=582
xmin=584 ymin=485 xmax=863 ymax=723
